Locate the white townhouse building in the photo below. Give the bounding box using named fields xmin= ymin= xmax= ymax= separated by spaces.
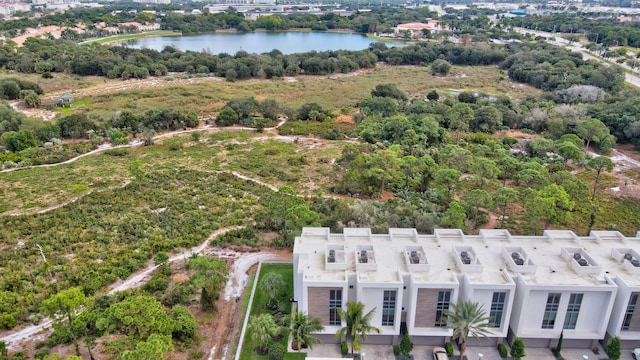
xmin=293 ymin=227 xmax=640 ymax=348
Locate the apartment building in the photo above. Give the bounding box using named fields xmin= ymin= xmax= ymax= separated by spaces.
xmin=293 ymin=228 xmax=640 ymax=348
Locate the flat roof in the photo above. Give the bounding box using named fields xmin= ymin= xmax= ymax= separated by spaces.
xmin=294 ymin=228 xmax=640 ymax=288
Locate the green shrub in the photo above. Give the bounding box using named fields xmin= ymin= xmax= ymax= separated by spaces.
xmin=104 ymin=148 xmax=129 ymax=157
xmin=393 ymin=345 xmax=400 ymax=355
xmin=445 ymin=342 xmax=454 ymax=357
xmin=497 ymin=343 xmax=508 ymax=358
xmin=605 ymin=337 xmax=621 ymax=360
xmin=510 ymin=337 xmax=526 ymax=360
xmin=341 ymin=341 xmax=348 ymax=355
xmin=268 ymin=343 xmax=285 ymax=360
xmin=398 ymin=333 xmax=413 ymax=359
xmin=166 ymin=140 xmax=183 ymax=151
xmin=42 ymin=72 xmax=53 ymax=79
xmin=1 ymin=313 xmax=16 ymax=329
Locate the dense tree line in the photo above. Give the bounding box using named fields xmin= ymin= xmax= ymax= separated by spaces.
xmin=500 ymin=42 xmax=625 ymax=92
xmin=510 ymin=14 xmax=640 ymax=47
xmin=0 ymin=6 xmax=439 ymax=37
xmin=333 ymin=85 xmax=623 ymax=236
xmin=0 ymin=108 xmax=197 ymax=167
xmin=1 ymin=37 xmax=509 ymax=81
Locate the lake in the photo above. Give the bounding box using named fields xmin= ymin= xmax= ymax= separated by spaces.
xmin=123 ymin=31 xmax=404 ymax=55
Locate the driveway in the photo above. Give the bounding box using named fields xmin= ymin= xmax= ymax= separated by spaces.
xmin=307 ymin=343 xmax=626 ymax=360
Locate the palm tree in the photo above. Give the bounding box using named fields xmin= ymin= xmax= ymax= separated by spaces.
xmin=445 ymin=300 xmax=492 ymax=360
xmin=260 ymin=272 xmax=287 ymax=309
xmin=247 ymin=313 xmax=280 ymax=354
xmin=289 ymin=311 xmax=324 ymax=360
xmin=336 ymin=301 xmax=381 ymax=357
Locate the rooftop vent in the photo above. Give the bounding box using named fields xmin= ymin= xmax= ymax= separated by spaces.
xmin=503 ymin=247 xmax=536 ymax=274
xmin=409 ymin=250 xmax=420 ymax=264
xmin=562 ymin=247 xmax=601 ymax=275
xmin=511 ymin=252 xmax=525 ymax=265
xmin=360 ymin=250 xmax=368 ymax=263
xmin=612 ymin=249 xmax=640 ymax=274
xmin=578 ymin=258 xmax=589 ymax=266
xmin=328 ymin=249 xmax=336 ymax=263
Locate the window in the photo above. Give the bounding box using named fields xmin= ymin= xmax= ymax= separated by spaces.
xmin=542 ymin=293 xmax=561 ymax=329
xmin=563 ymin=293 xmax=583 ymax=330
xmin=622 ymin=294 xmax=638 ymax=331
xmin=489 ymin=292 xmax=507 ymax=328
xmin=435 ymin=290 xmax=451 ymax=327
xmin=329 ymin=289 xmax=342 ymax=325
xmin=382 ymin=290 xmax=397 ymax=326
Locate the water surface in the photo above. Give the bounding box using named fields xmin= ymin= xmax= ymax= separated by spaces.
xmin=124 ymin=31 xmax=403 ymax=54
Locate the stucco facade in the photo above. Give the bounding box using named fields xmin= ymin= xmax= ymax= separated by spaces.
xmin=293 ymin=228 xmax=640 ymax=348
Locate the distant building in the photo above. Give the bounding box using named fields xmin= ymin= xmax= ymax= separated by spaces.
xmin=0 ymin=2 xmax=30 ymax=16
xmin=394 ymin=20 xmax=445 ymax=38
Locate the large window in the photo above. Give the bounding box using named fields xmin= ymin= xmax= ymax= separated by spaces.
xmin=489 ymin=292 xmax=507 ymax=328
xmin=542 ymin=293 xmax=561 ymax=329
xmin=382 ymin=290 xmax=397 ymax=326
xmin=622 ymin=293 xmax=638 ymax=331
xmin=563 ymin=293 xmax=583 ymax=330
xmin=329 ymin=289 xmax=342 ymax=325
xmin=435 ymin=290 xmax=451 ymax=327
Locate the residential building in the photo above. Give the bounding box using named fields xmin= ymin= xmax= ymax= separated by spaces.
xmin=293 ymin=228 xmax=640 ymax=348
xmin=394 ymin=20 xmax=445 ymax=38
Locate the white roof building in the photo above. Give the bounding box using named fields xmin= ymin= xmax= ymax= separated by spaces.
xmin=293 ymin=228 xmax=640 ymax=348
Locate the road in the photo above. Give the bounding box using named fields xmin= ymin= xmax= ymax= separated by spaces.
xmin=512 ymin=27 xmax=640 ymax=87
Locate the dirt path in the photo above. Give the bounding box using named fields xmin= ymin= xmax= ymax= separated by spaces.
xmin=203 ymin=248 xmax=291 ymax=360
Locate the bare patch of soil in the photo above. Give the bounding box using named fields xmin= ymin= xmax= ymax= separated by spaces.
xmin=335 ymin=114 xmax=355 ymax=124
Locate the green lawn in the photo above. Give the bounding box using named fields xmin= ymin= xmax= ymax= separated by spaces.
xmin=239 ymin=263 xmax=300 ymax=360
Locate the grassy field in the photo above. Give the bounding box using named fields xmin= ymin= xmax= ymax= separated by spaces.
xmin=72 ymin=65 xmax=538 ymax=122
xmin=239 ymin=263 xmax=297 ymax=360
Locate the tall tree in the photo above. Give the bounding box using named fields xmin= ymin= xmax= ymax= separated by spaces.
xmin=41 ymin=287 xmax=93 ymax=347
xmin=462 ymin=189 xmax=493 ymax=229
xmin=434 ymin=168 xmax=461 ymax=203
xmin=525 ymin=184 xmax=574 ymax=233
xmin=289 ymin=312 xmax=324 ymax=360
xmin=188 ymin=256 xmax=227 ymax=311
xmin=448 ymin=103 xmax=473 ymax=142
xmin=445 ymin=300 xmax=492 ymax=360
xmin=101 ymin=295 xmax=173 ymax=339
xmin=469 ymin=157 xmax=498 ymax=188
xmin=576 ymin=118 xmax=610 ymax=154
xmin=441 ymin=201 xmax=466 ymax=229
xmin=586 ymin=156 xmax=614 ymax=201
xmin=496 ymin=155 xmax=519 ymax=186
xmin=336 ymin=301 xmax=380 ymax=357
xmin=493 ymin=187 xmax=518 ymax=228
